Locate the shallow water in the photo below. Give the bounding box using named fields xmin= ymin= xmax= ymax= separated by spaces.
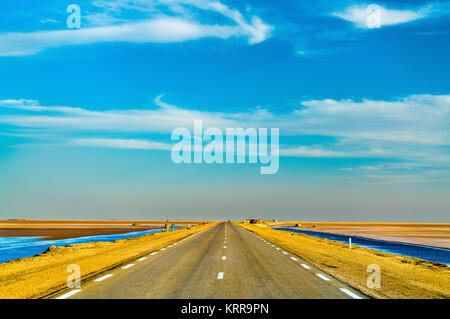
xmin=0 ymin=228 xmax=176 ymax=264
xmin=275 ymin=227 xmax=450 ymax=265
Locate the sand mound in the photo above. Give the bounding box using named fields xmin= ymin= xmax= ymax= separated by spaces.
xmin=44 ymin=245 xmax=58 ymax=253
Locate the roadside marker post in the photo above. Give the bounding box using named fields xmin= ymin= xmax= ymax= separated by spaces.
xmin=349 ymin=237 xmax=352 ymax=249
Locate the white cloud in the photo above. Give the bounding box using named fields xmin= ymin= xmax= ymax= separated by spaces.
xmin=175 ymin=0 xmax=272 ymax=44
xmin=0 ymin=94 xmax=449 ymax=163
xmin=0 ymin=96 xmax=238 ymax=132
xmin=0 ymin=0 xmax=272 ymax=56
xmin=72 ymin=138 xmax=172 ymax=150
xmin=294 ymin=95 xmax=450 ymax=146
xmin=332 ymin=3 xmax=434 ymax=28
xmin=280 ymin=146 xmax=349 ymax=158
xmin=1 ymin=94 xmax=449 ymax=147
xmin=361 ymin=171 xmax=450 ymax=184
xmin=280 ymin=146 xmax=393 ymax=158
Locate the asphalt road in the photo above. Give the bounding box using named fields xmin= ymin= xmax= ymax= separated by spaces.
xmin=59 ymin=222 xmax=365 ymax=299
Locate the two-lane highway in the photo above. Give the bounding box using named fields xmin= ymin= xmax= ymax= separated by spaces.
xmin=59 ymin=222 xmax=365 ymax=299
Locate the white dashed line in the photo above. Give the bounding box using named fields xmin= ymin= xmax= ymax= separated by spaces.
xmin=150 ymin=252 xmax=158 ymax=255
xmin=122 ymin=264 xmax=135 ymax=269
xmin=340 ymin=288 xmax=362 ymax=299
xmin=94 ymin=274 xmax=114 ymax=282
xmin=281 ymin=251 xmax=288 ymax=255
xmin=222 ymin=256 xmax=226 ymax=260
xmin=168 ymin=245 xmax=173 ymax=248
xmin=217 ymin=272 xmax=224 ymax=279
xmin=301 ymin=264 xmax=311 ymax=269
xmin=160 ymin=248 xmax=166 ymax=251
xmin=223 ymin=246 xmax=227 ymax=248
xmin=56 ymin=289 xmax=82 ymax=299
xmin=290 ymin=257 xmax=298 ymax=261
xmin=276 ymin=247 xmax=281 ymax=250
xmin=316 ymin=274 xmax=330 ymax=281
xmin=137 ymin=257 xmax=147 ymax=261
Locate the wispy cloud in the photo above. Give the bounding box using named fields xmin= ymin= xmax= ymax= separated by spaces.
xmin=361 ymin=170 xmax=450 ymax=184
xmin=72 ymin=138 xmax=172 ymax=150
xmin=2 ymin=94 xmax=449 ymax=145
xmin=295 ymin=95 xmax=450 ymax=146
xmin=1 ymin=94 xmax=449 ymax=165
xmin=0 ymin=0 xmax=272 ymax=56
xmin=280 ymin=146 xmax=392 ymax=158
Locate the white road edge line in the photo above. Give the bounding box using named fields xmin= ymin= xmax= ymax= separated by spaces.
xmin=217 ymin=272 xmax=224 ymax=279
xmin=122 ymin=264 xmax=135 ymax=269
xmin=290 ymin=257 xmax=298 ymax=261
xmin=316 ymin=274 xmax=330 ymax=281
xmin=150 ymin=252 xmax=158 ymax=255
xmin=55 ymin=289 xmax=82 ymax=299
xmin=301 ymin=264 xmax=311 ymax=269
xmin=340 ymin=288 xmax=362 ymax=299
xmin=94 ymin=274 xmax=113 ymax=282
xmin=137 ymin=257 xmax=147 ymax=261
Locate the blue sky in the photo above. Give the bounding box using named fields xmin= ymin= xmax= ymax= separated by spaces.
xmin=0 ymin=0 xmax=449 ymax=221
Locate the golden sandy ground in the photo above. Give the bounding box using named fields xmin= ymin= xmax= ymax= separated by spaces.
xmin=271 ymin=222 xmax=450 ymax=249
xmin=238 ymin=223 xmax=450 ymax=299
xmin=0 ymin=222 xmax=216 ymax=299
